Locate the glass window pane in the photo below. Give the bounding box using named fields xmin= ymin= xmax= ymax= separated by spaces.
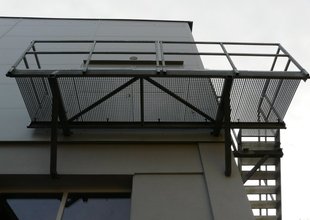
xmin=63 ymin=197 xmax=131 ymax=220
xmin=7 ymin=198 xmax=60 ymax=220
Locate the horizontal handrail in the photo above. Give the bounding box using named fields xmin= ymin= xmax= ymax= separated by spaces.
xmin=7 ymin=40 xmax=309 ymax=80
xmin=32 ymin=40 xmax=280 ymax=46
xmin=25 ymin=51 xmax=290 ymax=57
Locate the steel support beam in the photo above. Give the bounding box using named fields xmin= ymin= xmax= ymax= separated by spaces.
xmin=49 ymin=78 xmax=59 ymax=178
xmin=28 ymin=121 xmax=286 ymax=129
xmin=48 ymin=77 xmax=71 ymax=136
xmin=213 ymin=76 xmax=233 ymax=136
xmin=242 ymin=155 xmax=270 ymax=183
xmin=48 ymin=76 xmax=72 ymax=178
xmin=8 ymin=69 xmax=309 ymax=80
xmin=224 ymin=82 xmax=232 ymax=176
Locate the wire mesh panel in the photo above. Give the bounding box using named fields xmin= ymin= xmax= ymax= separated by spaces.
xmin=59 ymin=77 xmax=135 ymax=122
xmin=16 ymin=77 xmax=52 ymax=122
xmin=16 ymin=76 xmax=220 ymax=124
xmin=230 ymin=78 xmax=300 ymax=123
xmin=183 ymin=78 xmax=219 ymax=121
xmin=15 ymin=75 xmax=301 ymax=126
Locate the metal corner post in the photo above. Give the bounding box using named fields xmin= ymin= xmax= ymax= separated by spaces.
xmin=224 ymin=86 xmax=232 ymax=177
xmin=48 ymin=76 xmax=59 ymax=178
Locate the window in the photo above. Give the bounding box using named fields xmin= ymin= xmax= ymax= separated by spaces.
xmin=1 ymin=194 xmax=61 ymax=220
xmin=62 ymin=193 xmax=131 ymax=220
xmin=1 ymin=193 xmax=131 ymax=220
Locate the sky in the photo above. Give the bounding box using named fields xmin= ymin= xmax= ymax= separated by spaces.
xmin=1 ymin=0 xmax=310 ymax=219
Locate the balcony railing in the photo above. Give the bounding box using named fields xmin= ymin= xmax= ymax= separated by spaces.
xmin=7 ymin=40 xmax=309 ymax=79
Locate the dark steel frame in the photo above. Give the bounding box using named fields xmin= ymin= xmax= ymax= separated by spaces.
xmin=6 ymin=40 xmax=309 ymax=178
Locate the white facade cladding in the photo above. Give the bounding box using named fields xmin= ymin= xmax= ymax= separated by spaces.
xmin=1 ymin=17 xmax=308 ymax=219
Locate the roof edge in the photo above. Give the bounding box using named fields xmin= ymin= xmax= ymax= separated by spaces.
xmin=0 ymin=16 xmax=193 ymax=31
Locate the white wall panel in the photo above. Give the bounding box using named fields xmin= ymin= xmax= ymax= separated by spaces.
xmin=0 ymin=109 xmax=51 ymax=141
xmin=199 ymin=143 xmax=255 ymax=220
xmin=131 ymin=174 xmax=213 ymax=220
xmin=0 ymin=18 xmax=19 ymax=26
xmin=58 ymin=144 xmax=203 ymax=174
xmin=0 ymin=143 xmax=203 ymax=175
xmin=0 ymin=145 xmax=49 ymax=174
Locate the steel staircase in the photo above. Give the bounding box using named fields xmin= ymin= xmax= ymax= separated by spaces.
xmin=233 ymin=129 xmax=282 ymax=220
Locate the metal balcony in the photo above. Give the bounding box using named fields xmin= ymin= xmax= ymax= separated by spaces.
xmin=6 ymin=40 xmax=309 ymax=177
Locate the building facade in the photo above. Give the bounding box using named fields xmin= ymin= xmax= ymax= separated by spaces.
xmin=0 ymin=17 xmax=307 ymax=219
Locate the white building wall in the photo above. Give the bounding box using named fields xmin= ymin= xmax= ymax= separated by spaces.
xmin=0 ymin=143 xmax=203 ymax=175
xmin=0 ymin=141 xmax=254 ymax=220
xmin=131 ymin=174 xmax=213 ymax=220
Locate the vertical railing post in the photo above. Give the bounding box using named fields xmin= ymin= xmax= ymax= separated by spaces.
xmin=8 ymin=40 xmax=35 ymax=73
xmin=278 ymin=43 xmax=309 ymax=78
xmin=83 ymin=41 xmax=96 ymax=73
xmin=159 ymin=41 xmax=166 ymax=73
xmin=155 ymin=41 xmax=161 ymax=73
xmin=140 ymin=78 xmax=144 ymax=125
xmin=220 ymin=43 xmax=239 ymax=74
xmin=32 ymin=42 xmax=42 ymax=69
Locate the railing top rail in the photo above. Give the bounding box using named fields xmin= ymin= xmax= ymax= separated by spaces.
xmin=32 ymin=40 xmax=280 ymax=46
xmin=6 ymin=40 xmax=309 ymax=80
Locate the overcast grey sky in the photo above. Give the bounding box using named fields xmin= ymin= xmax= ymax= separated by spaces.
xmin=1 ymin=0 xmax=310 ymax=219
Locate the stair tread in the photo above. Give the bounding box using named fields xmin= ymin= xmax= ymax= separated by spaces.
xmin=250 ymin=200 xmax=279 ymax=209
xmin=245 ymin=186 xmax=278 ymax=194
